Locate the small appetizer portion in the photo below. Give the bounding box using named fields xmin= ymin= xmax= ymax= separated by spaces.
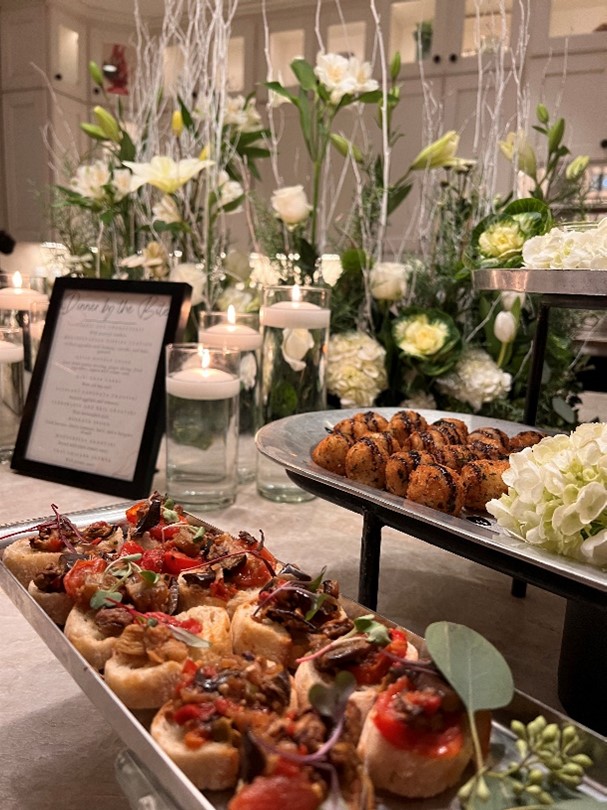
xmin=104 ymin=605 xmax=231 ymax=709
xmin=358 ymin=667 xmax=480 ymax=798
xmin=231 ymin=569 xmax=350 ymax=669
xmin=150 ymin=653 xmax=293 ymax=790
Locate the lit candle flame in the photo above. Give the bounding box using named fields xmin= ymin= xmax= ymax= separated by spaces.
xmin=227 ymin=305 xmax=236 ymax=325
xmin=12 ymin=271 xmax=23 ymax=289
xmin=291 ymin=284 xmax=301 ymax=303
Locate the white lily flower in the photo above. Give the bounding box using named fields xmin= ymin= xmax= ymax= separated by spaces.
xmin=123 ymin=156 xmax=213 ymax=194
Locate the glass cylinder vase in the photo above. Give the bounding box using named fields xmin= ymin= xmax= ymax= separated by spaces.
xmin=165 ymin=345 xmax=240 ymax=510
xmin=0 ymin=325 xmax=25 ymax=463
xmin=199 ymin=309 xmax=262 ymax=484
xmin=257 ymin=285 xmax=331 ymax=502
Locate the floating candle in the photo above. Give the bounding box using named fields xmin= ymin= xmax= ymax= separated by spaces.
xmin=199 ymin=306 xmax=262 ymax=351
xmin=0 ymin=272 xmax=48 ymax=311
xmin=260 ymin=286 xmax=330 ymax=330
xmin=0 ymin=341 xmax=24 ymax=364
xmin=166 ymin=367 xmax=240 ymax=400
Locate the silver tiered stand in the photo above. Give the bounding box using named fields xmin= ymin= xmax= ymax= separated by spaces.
xmin=473 ymin=267 xmax=607 ymax=733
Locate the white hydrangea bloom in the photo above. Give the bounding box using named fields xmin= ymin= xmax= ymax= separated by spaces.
xmin=487 ymin=422 xmax=607 ymax=567
xmin=436 ymin=347 xmax=511 ymax=411
xmin=327 ymin=331 xmax=387 ymax=407
xmin=522 ymin=218 xmax=607 ymax=269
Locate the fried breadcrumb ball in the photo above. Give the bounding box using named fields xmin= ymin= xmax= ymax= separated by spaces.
xmin=345 ymin=436 xmax=391 ymax=489
xmin=431 ymin=444 xmax=475 ymax=471
xmin=432 ymin=417 xmax=469 ymax=445
xmin=509 ymin=430 xmax=545 ymax=452
xmin=311 ymin=431 xmax=354 ymax=476
xmin=406 ymin=463 xmax=464 ymax=516
xmin=387 ymin=410 xmax=428 ymax=447
xmin=460 ymin=459 xmax=510 ymax=511
xmin=467 ymin=427 xmax=509 ymax=453
xmin=333 ymin=411 xmax=389 ymax=439
xmin=385 ymin=450 xmax=434 ymax=497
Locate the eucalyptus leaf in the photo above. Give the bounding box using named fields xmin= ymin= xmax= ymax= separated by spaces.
xmin=425 ymin=621 xmax=514 ymax=714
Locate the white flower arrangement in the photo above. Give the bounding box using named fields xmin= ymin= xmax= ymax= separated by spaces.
xmin=522 ymin=217 xmax=607 ymax=269
xmin=436 ymin=347 xmax=511 ymax=412
xmin=487 ymin=423 xmax=607 ymax=567
xmin=326 ymin=332 xmax=387 ymax=408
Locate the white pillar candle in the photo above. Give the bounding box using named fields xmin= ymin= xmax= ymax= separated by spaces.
xmin=260 ymin=299 xmax=330 ymax=329
xmin=0 ymin=342 xmax=24 ymax=364
xmin=166 ymin=367 xmax=240 ymax=400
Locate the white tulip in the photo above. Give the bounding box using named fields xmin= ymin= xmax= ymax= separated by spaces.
xmin=494 ymin=310 xmax=517 ymax=343
xmin=500 ymin=291 xmax=525 ymax=311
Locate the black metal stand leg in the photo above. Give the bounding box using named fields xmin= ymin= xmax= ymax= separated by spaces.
xmin=524 ymin=301 xmax=550 ymax=427
xmin=358 ymin=509 xmax=383 ymax=610
xmin=558 ymin=599 xmax=607 ymax=735
xmin=511 ymin=579 xmax=527 ymax=598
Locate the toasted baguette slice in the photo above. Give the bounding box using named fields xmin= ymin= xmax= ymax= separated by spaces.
xmin=3 ymin=538 xmax=63 ymax=587
xmin=104 ymin=606 xmax=231 ymax=709
xmin=151 ymin=702 xmax=240 ymax=790
xmin=27 ymin=580 xmax=73 ymax=625
xmin=357 ymin=706 xmax=473 ymax=798
xmin=177 ymin=573 xmax=259 ymax=617
xmin=230 ymin=600 xmax=292 ymax=666
xmin=63 ymin=605 xmax=119 ymax=670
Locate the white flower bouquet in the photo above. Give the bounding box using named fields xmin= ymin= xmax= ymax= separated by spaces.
xmin=522 ymin=218 xmax=607 ymax=269
xmin=487 ymin=423 xmax=607 ymax=567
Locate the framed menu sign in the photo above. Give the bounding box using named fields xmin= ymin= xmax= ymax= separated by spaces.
xmin=11 ymin=278 xmax=191 ymax=498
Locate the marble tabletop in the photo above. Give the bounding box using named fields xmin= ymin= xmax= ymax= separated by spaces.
xmin=0 ymin=452 xmax=568 ymax=810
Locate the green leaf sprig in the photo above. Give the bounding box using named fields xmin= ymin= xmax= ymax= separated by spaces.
xmin=89 ymin=553 xmax=158 ymax=610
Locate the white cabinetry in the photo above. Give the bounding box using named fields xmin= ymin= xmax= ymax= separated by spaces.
xmin=0 ymin=0 xmax=89 ymax=241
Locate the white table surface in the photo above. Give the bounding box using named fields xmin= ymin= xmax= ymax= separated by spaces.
xmin=0 ymin=451 xmax=568 ymax=809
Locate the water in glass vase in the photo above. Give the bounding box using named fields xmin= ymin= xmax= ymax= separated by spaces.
xmin=165 ymin=393 xmax=239 ymax=510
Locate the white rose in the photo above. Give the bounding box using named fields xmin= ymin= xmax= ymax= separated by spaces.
xmin=271 ymin=185 xmax=312 ymax=227
xmin=319 ymin=254 xmax=343 ymax=286
xmin=239 ymin=353 xmax=258 ymax=390
xmin=282 ymin=328 xmax=314 ymax=372
xmin=169 ymin=262 xmax=204 ymax=306
xmin=370 ymin=262 xmax=408 ymax=301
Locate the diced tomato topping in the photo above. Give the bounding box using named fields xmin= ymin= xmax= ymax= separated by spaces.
xmin=349 ymin=651 xmax=392 ymax=686
xmin=272 ymin=758 xmax=303 ymax=778
xmin=119 ymin=540 xmax=145 ymax=557
xmin=125 ymin=501 xmax=148 ymax=525
xmin=39 ymin=536 xmax=65 ymax=553
xmin=149 ymin=515 xmax=189 ymax=542
xmin=209 ymin=578 xmax=235 ymax=601
xmin=373 ymin=676 xmax=464 ymax=758
xmin=230 ymin=556 xmax=273 ymax=590
xmin=228 ymin=775 xmax=320 ymax=810
xmin=183 ymin=730 xmax=207 ymax=749
xmin=162 ymin=549 xmax=202 ymax=575
xmin=175 ymin=658 xmax=198 ymax=691
xmin=140 ymin=548 xmax=164 ymax=573
xmin=63 ymin=557 xmax=107 ymax=602
xmin=145 ymin=612 xmax=203 ymax=635
xmin=173 ymin=702 xmax=217 ymax=726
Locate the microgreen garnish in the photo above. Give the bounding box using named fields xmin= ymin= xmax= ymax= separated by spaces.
xmin=193 ymin=527 xmax=206 ymax=542
xmin=88 ymin=553 xmax=156 ymax=610
xmin=309 ymin=671 xmax=356 ymax=724
xmin=50 ymin=503 xmax=85 ymax=553
xmin=162 ymin=507 xmax=180 ymax=525
xmin=308 ymin=567 xmax=327 ymax=592
xmin=352 ymin=615 xmax=391 ymax=646
xmin=305 ymin=592 xmax=330 ymax=622
xmin=95 ymin=598 xmax=210 ymax=649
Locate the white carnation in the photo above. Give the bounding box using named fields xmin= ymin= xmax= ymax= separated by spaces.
xmin=436 ymin=346 xmax=511 ymax=411
xmin=327 ymin=331 xmax=387 ymax=407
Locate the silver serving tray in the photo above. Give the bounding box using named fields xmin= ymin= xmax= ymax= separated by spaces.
xmin=1 ymin=503 xmax=607 ymax=810
xmin=255 ymin=408 xmax=607 ymax=595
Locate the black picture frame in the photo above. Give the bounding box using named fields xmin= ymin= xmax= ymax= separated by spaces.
xmin=11 ymin=277 xmax=191 ymax=498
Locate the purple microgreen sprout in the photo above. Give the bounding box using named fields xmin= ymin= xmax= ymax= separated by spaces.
xmin=51 ymin=503 xmax=85 ymax=553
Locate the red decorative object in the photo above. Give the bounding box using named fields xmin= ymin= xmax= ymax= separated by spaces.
xmin=104 ymin=44 xmax=129 ymax=95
